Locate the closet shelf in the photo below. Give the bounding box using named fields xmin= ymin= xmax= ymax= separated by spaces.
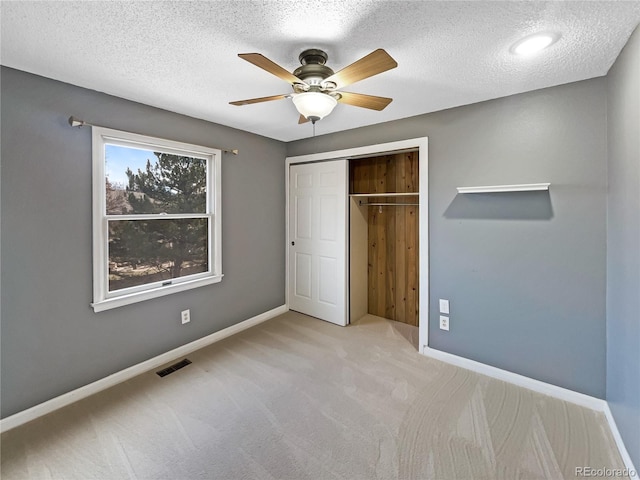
xmin=358 ymin=202 xmax=419 ymax=206
xmin=351 ymin=193 xmax=419 ymax=208
xmin=456 ymin=183 xmax=550 ymax=194
xmin=350 ymin=192 xmax=419 ymax=197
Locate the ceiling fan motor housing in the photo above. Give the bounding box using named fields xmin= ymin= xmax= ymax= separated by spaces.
xmin=298 ymin=49 xmax=328 ymax=65
xmin=293 ymin=49 xmax=335 ymax=88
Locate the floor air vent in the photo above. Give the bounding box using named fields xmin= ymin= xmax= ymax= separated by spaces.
xmin=156 ymin=358 xmax=192 ymax=377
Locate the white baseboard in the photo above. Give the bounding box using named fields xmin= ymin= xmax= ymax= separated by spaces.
xmin=422 ymin=346 xmax=606 ymax=411
xmin=603 ymin=403 xmax=638 ymax=474
xmin=0 ymin=305 xmax=288 ymax=433
xmin=421 ymin=346 xmax=640 ymax=472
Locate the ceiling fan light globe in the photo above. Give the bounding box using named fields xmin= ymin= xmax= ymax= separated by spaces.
xmin=292 ymin=92 xmax=338 ymax=122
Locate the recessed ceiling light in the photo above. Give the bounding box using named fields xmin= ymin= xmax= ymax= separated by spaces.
xmin=512 ymin=32 xmax=560 ymax=56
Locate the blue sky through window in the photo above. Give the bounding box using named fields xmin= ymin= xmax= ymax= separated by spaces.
xmin=105 ymin=144 xmax=156 ymax=189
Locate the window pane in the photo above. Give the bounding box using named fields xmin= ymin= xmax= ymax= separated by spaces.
xmin=108 ymin=218 xmax=208 ymax=292
xmin=105 ymin=144 xmax=207 ymax=215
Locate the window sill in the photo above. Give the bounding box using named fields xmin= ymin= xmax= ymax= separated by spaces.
xmin=92 ymin=275 xmax=223 ymax=312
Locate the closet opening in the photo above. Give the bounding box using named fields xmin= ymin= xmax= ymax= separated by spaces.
xmin=349 ymin=150 xmax=420 ymax=332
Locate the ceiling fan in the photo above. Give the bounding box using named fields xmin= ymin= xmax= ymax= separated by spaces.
xmin=229 ymin=48 xmax=397 ymax=124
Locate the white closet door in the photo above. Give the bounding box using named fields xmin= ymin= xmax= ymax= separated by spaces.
xmin=289 ymin=160 xmax=348 ymax=326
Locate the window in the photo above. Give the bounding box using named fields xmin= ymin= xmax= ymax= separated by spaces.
xmin=92 ymin=127 xmax=222 ymax=312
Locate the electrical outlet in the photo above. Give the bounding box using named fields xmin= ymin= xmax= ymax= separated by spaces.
xmin=439 ymin=299 xmax=450 ymax=314
xmin=439 ymin=315 xmax=449 ymax=331
xmin=181 ymin=309 xmax=190 ymax=325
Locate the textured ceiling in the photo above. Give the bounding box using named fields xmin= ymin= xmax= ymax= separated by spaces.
xmin=2 ymin=1 xmax=640 ymax=142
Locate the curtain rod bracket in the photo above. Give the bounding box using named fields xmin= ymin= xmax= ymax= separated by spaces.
xmin=68 ymin=116 xmax=87 ymax=128
xmin=67 ymin=116 xmax=238 ymax=155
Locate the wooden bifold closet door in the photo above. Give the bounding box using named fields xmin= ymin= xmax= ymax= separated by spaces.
xmin=350 ymin=152 xmax=419 ymax=326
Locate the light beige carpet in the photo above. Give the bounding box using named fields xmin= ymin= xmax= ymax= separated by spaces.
xmin=0 ymin=312 xmax=627 ymax=479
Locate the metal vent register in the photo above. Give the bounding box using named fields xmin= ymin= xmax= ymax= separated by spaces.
xmin=156 ymin=359 xmax=192 ymax=377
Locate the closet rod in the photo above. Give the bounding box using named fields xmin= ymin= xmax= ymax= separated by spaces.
xmin=358 ymin=201 xmax=419 ymax=206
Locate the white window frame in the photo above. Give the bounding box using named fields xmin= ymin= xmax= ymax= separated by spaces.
xmin=91 ymin=127 xmax=222 ymax=312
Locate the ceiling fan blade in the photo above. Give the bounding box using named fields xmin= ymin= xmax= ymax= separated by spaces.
xmin=229 ymin=94 xmax=290 ymax=106
xmin=298 ymin=114 xmax=310 ymax=124
xmin=337 ymin=91 xmax=393 ymax=111
xmin=323 ymin=49 xmax=397 ymax=89
xmin=238 ymin=53 xmax=306 ymax=85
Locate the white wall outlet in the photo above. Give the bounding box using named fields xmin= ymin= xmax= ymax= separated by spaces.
xmin=181 ymin=309 xmax=191 ymax=325
xmin=439 ymin=299 xmax=450 ymax=314
xmin=439 ymin=315 xmax=450 ymax=331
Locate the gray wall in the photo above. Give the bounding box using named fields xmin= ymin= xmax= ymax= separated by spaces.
xmin=606 ymin=26 xmax=640 ymax=467
xmin=1 ymin=67 xmax=286 ymax=418
xmin=288 ymin=79 xmax=608 ymax=398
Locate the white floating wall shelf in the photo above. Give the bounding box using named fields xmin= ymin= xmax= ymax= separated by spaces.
xmin=456 ymin=183 xmax=550 ymax=194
